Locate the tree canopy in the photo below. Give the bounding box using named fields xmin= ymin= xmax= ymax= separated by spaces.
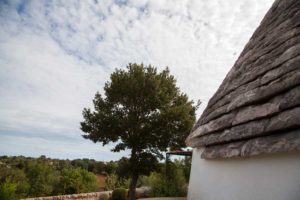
xmin=0 ymin=156 xmax=101 ymax=198
xmin=80 ymin=63 xmax=197 ymax=200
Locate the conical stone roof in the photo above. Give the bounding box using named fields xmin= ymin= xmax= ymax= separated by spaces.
xmin=186 ymin=0 xmax=300 ymax=159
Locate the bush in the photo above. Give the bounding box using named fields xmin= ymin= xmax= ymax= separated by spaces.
xmin=112 ymin=188 xmax=127 ymax=200
xmin=99 ymin=193 xmax=109 ymax=200
xmin=0 ymin=168 xmax=29 ymax=198
xmin=105 ymin=173 xmax=118 ymax=190
xmin=10 ymin=169 xmax=30 ymax=198
xmin=142 ymin=162 xmax=187 ymax=197
xmin=165 ymin=162 xmax=187 ymax=197
xmin=105 ymin=173 xmax=130 ymax=191
xmin=25 ymin=161 xmax=54 ymax=197
xmin=58 ymin=168 xmax=99 ymax=194
xmin=0 ymin=179 xmax=17 ymax=200
xmin=143 ymin=172 xmax=164 ymax=197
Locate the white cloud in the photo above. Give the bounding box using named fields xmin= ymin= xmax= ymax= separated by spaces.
xmin=0 ymin=0 xmax=274 ymax=160
xmin=0 ymin=134 xmax=128 ymax=160
xmin=0 ymin=28 xmax=105 ymax=134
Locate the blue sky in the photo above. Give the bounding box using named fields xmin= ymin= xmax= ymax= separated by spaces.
xmin=0 ymin=0 xmax=274 ymax=161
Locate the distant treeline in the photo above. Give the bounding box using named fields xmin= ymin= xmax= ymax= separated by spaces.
xmin=0 ymin=155 xmax=191 ymax=199
xmin=0 ymin=155 xmax=121 ymax=199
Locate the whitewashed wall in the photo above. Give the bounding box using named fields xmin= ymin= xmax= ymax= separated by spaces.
xmin=188 ymin=148 xmax=300 ymax=200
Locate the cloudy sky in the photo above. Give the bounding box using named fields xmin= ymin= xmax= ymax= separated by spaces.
xmin=0 ymin=0 xmax=274 ymax=161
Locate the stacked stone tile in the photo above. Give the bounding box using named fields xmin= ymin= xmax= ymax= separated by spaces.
xmin=21 ymin=192 xmax=110 ymax=200
xmin=186 ymin=0 xmax=300 ymax=159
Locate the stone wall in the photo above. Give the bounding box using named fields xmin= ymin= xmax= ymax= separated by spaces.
xmin=22 ymin=191 xmax=111 ymax=200
xmin=21 ymin=187 xmax=151 ymax=200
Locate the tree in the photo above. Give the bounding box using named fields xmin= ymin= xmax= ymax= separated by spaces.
xmin=116 ymin=157 xmax=131 ymax=179
xmin=104 ymin=161 xmax=118 ymax=175
xmin=81 ymin=63 xmax=197 ymax=200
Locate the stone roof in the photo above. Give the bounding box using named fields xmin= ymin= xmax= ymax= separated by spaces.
xmin=186 ymin=0 xmax=300 ymax=159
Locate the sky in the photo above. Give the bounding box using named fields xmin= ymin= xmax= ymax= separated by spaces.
xmin=0 ymin=0 xmax=274 ymax=161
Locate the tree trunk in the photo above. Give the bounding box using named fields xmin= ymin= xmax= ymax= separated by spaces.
xmin=128 ymin=148 xmax=139 ymax=200
xmin=128 ymin=173 xmax=139 ymax=200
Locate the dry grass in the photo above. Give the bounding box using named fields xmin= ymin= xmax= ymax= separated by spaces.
xmin=96 ymin=174 xmax=107 ymax=191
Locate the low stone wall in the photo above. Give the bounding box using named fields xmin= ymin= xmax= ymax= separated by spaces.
xmin=22 ymin=187 xmax=151 ymax=200
xmin=22 ymin=191 xmax=111 ymax=200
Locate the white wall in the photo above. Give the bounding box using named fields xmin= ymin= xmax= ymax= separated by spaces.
xmin=188 ymin=148 xmax=300 ymax=200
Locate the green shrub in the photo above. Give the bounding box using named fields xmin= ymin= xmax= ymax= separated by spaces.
xmin=142 ymin=162 xmax=187 ymax=197
xmin=0 ymin=168 xmax=29 ymax=198
xmin=0 ymin=179 xmax=17 ymax=200
xmin=165 ymin=163 xmax=187 ymax=197
xmin=58 ymin=167 xmax=99 ymax=194
xmin=143 ymin=172 xmax=165 ymax=197
xmin=26 ymin=161 xmax=54 ymax=197
xmin=105 ymin=173 xmax=130 ymax=191
xmin=112 ymin=188 xmax=127 ymax=200
xmin=105 ymin=173 xmax=118 ymax=190
xmin=99 ymin=193 xmax=109 ymax=200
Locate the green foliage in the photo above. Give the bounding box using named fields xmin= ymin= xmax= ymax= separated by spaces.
xmin=81 ymin=63 xmax=196 ymax=154
xmin=58 ymin=168 xmax=98 ymax=194
xmin=56 ymin=160 xmax=71 ymax=171
xmin=105 ymin=161 xmax=118 ymax=174
xmin=81 ymin=63 xmax=197 ymax=199
xmin=8 ymin=169 xmax=30 ymax=198
xmin=94 ymin=161 xmax=106 ymax=174
xmin=142 ymin=172 xmax=165 ymax=197
xmin=165 ymin=162 xmax=187 ymax=197
xmin=0 ymin=156 xmax=105 ymax=198
xmin=105 ymin=173 xmax=118 ymax=191
xmin=116 ymin=157 xmax=130 ymax=179
xmin=0 ymin=179 xmax=18 ymax=200
xmin=0 ymin=166 xmax=30 ymax=198
xmin=25 ymin=161 xmax=54 ymax=197
xmin=0 ymin=154 xmax=191 ymax=199
xmin=105 ymin=173 xmax=130 ymax=191
xmin=177 ymin=157 xmax=192 ymax=182
xmin=99 ymin=193 xmax=109 ymax=200
xmin=80 ymin=169 xmax=99 ymax=192
xmin=142 ymin=160 xmax=188 ymax=197
xmin=112 ymin=188 xmax=127 ymax=200
xmin=70 ymin=158 xmax=106 ymax=174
